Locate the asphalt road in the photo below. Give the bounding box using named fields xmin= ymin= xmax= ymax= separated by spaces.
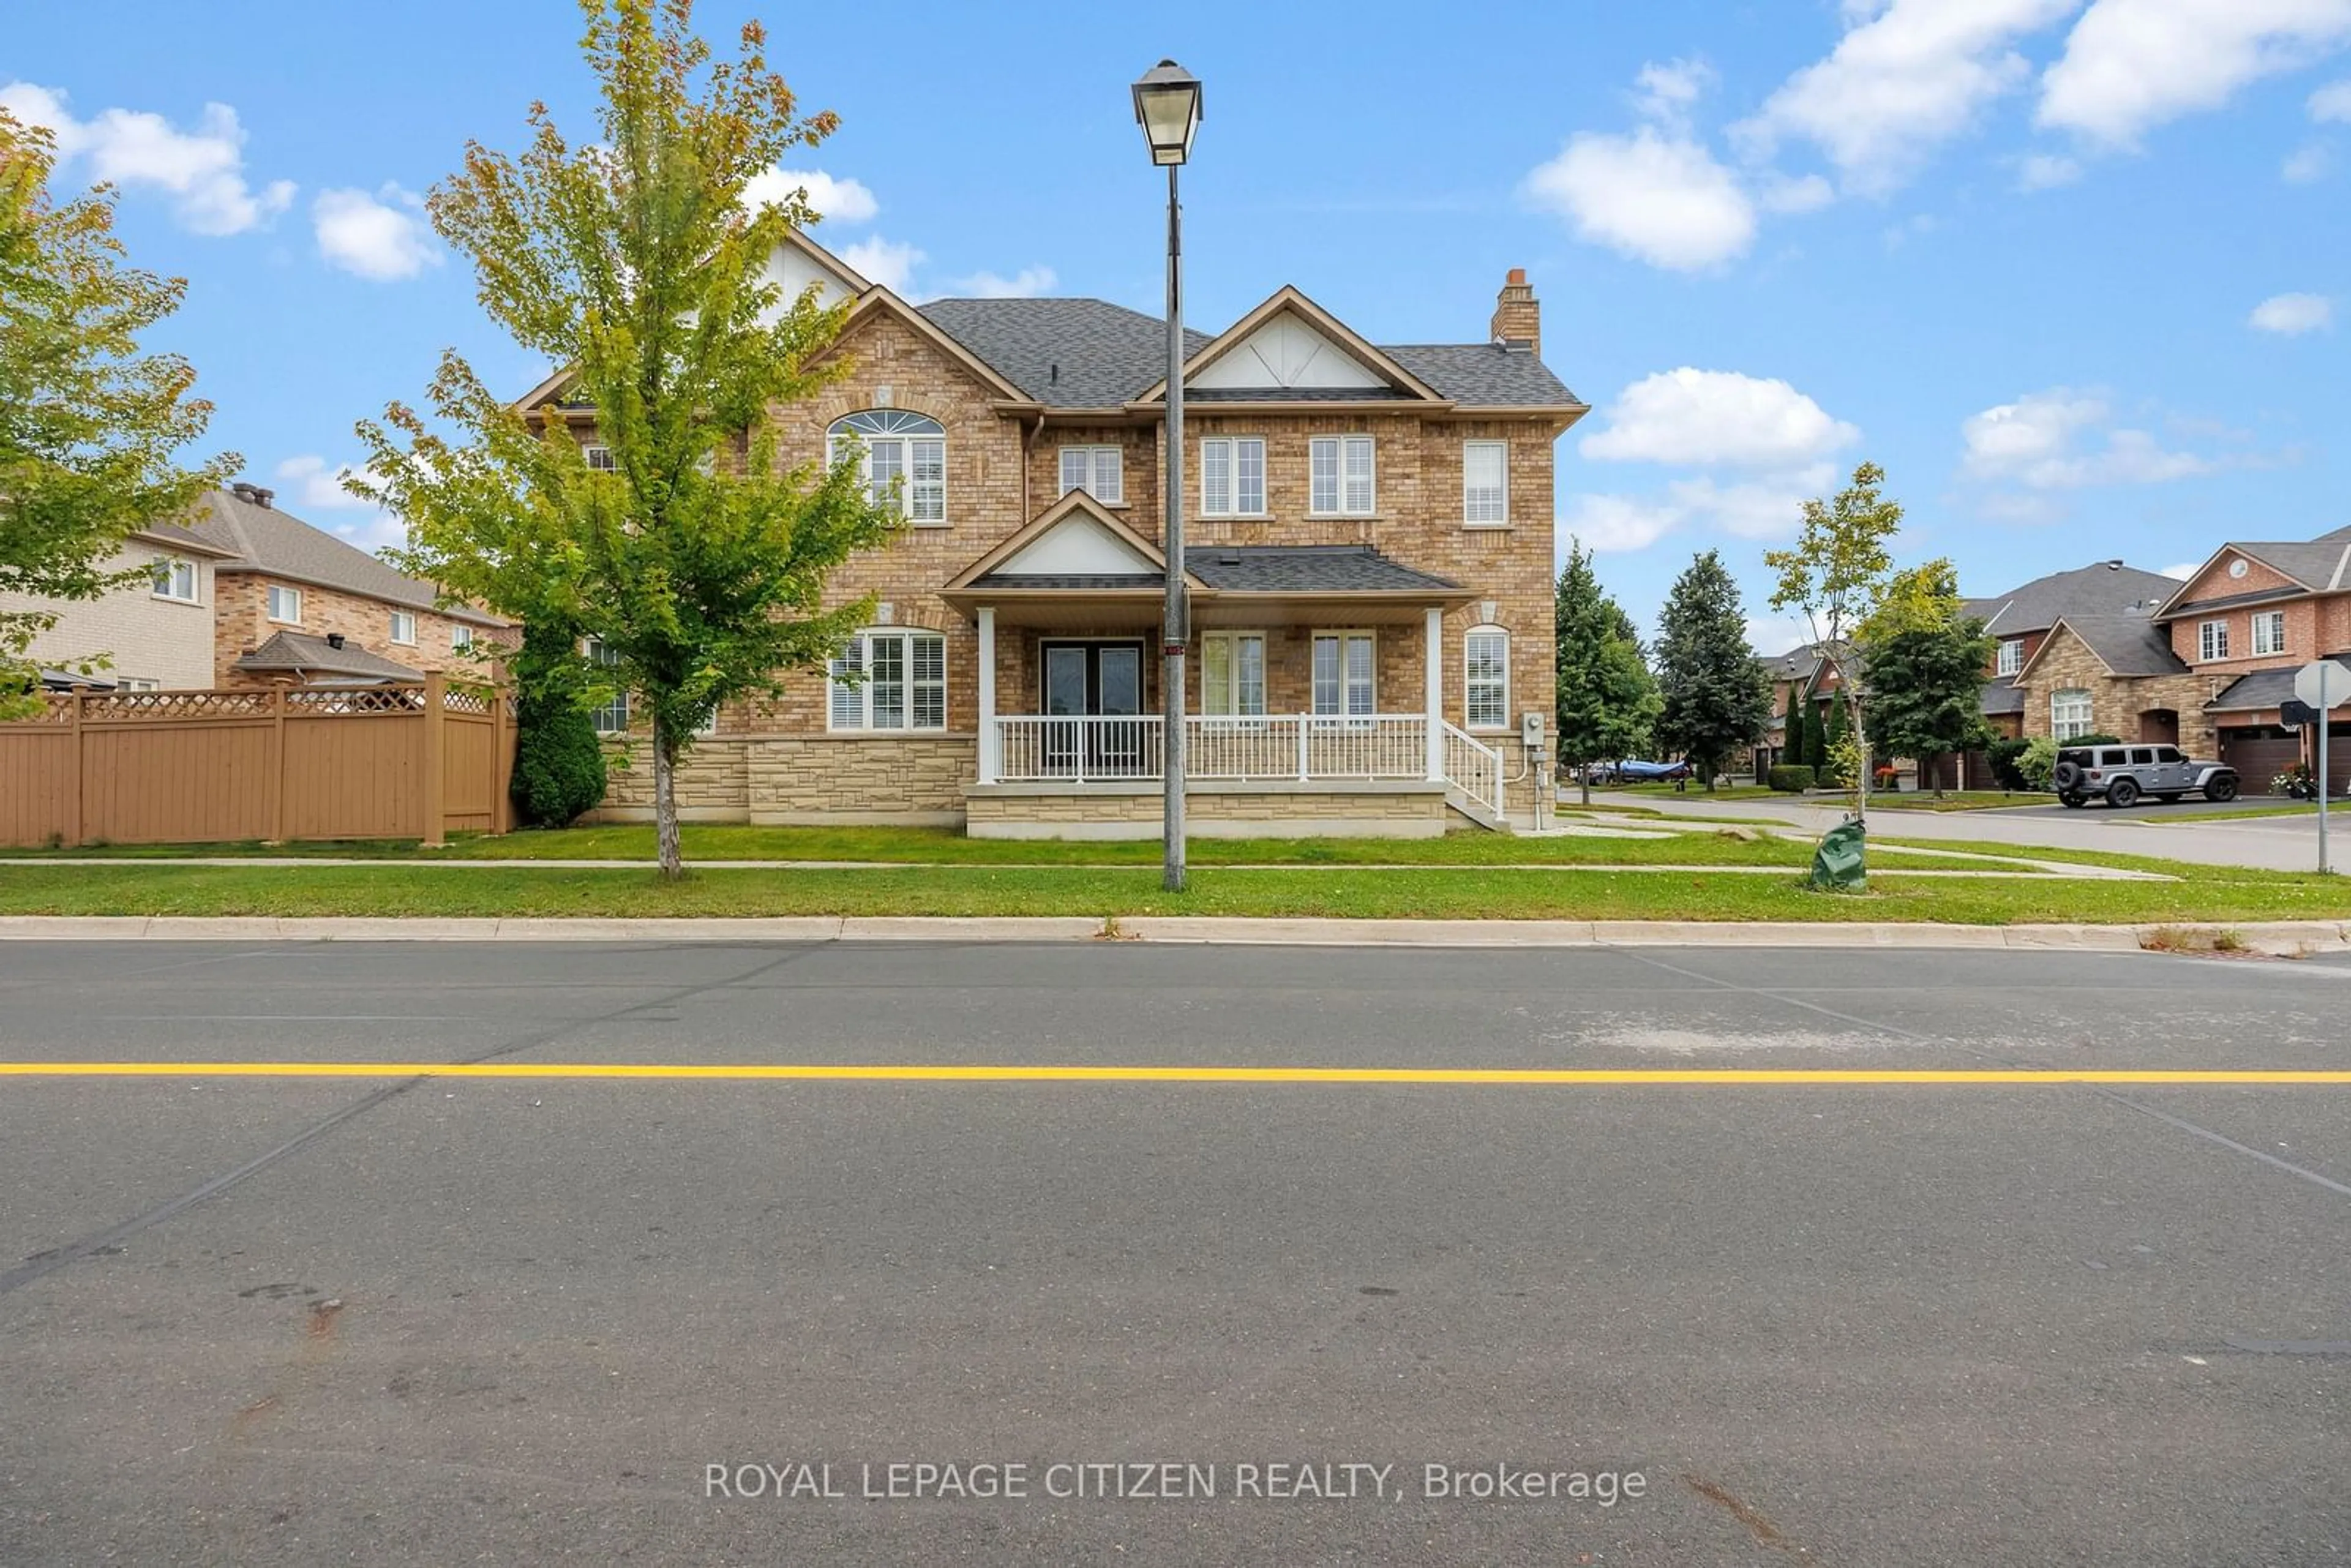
xmin=2 ymin=940 xmax=2348 ymax=1566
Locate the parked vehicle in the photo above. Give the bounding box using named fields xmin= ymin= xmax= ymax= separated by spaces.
xmin=1613 ymin=759 xmax=1693 ymax=783
xmin=2050 ymin=743 xmax=2237 ymax=809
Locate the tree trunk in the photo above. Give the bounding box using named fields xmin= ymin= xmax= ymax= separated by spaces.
xmin=1851 ymin=705 xmax=1871 ymax=828
xmin=652 ymin=713 xmax=683 ymax=880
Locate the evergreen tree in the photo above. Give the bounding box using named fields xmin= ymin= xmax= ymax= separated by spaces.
xmin=1801 ymin=702 xmax=1828 ymax=773
xmin=1654 ymin=550 xmax=1773 ymax=790
xmin=1862 ymin=561 xmax=1996 ymax=798
xmin=1553 ymin=541 xmax=1662 ymax=805
xmin=1783 ymin=683 xmax=1810 ymax=768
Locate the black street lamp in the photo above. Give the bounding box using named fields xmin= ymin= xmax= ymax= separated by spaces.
xmin=1133 ymin=59 xmax=1201 ymax=892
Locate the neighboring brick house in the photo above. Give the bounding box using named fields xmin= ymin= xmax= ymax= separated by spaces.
xmin=182 ymin=484 xmax=511 ymax=687
xmin=2143 ymin=527 xmax=2351 ymax=791
xmin=543 ymin=232 xmax=1585 ymax=837
xmin=3 ymin=522 xmax=239 ymax=691
xmin=1756 ymin=642 xmax=1843 ymax=778
xmin=1965 ymin=561 xmax=2178 ymax=741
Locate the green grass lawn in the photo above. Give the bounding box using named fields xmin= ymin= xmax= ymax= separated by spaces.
xmin=0 ymin=860 xmax=2343 ymax=924
xmin=1840 ymin=790 xmax=2048 ymax=812
xmin=2 ymin=822 xmax=2014 ymax=871
xmin=1592 ymin=783 xmax=1783 ymax=802
xmin=2142 ymin=803 xmax=2315 ymax=823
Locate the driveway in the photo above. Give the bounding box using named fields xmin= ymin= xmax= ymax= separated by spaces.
xmin=3 ymin=940 xmax=2349 ymax=1565
xmin=1617 ymin=792 xmax=2337 ymax=873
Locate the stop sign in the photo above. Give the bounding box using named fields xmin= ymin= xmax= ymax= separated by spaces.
xmin=2293 ymin=660 xmax=2350 ymax=712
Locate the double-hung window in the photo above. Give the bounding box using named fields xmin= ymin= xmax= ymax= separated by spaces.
xmin=585 ymin=638 xmax=629 ymax=734
xmin=1201 ymin=437 xmax=1265 ymax=517
xmin=389 ymin=610 xmax=417 ymax=645
xmin=830 ymin=411 xmax=947 ymax=525
xmin=1465 ymin=628 xmax=1510 ymax=730
xmin=829 ymin=628 xmax=947 ymax=732
xmin=452 ymin=625 xmax=474 ymax=653
xmin=151 ymin=557 xmax=198 ymax=603
xmin=1059 ymin=445 xmax=1124 ymax=504
xmin=1996 ymin=639 xmax=2022 ymax=677
xmin=2050 ymin=688 xmax=2093 ymax=741
xmin=2198 ymin=619 xmax=2229 ymax=661
xmin=583 ymin=444 xmax=617 ymax=471
xmin=2252 ymin=611 xmax=2287 ymax=656
xmin=1463 ymin=440 xmax=1509 ymax=525
xmin=266 ymin=585 xmax=302 ymax=623
xmin=1309 ymin=437 xmax=1375 ymax=516
xmin=1201 ymin=632 xmax=1267 ymax=718
xmin=1311 ymin=631 xmax=1376 ymax=718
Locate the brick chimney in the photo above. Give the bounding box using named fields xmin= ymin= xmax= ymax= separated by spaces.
xmin=1490 ymin=268 xmax=1539 ymax=356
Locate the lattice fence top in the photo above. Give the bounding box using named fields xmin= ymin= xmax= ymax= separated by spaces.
xmin=441 ymin=686 xmax=493 ymax=716
xmin=74 ymin=690 xmax=277 ymax=722
xmin=11 ymin=681 xmax=517 ymax=727
xmin=285 ymin=687 xmax=427 ymax=715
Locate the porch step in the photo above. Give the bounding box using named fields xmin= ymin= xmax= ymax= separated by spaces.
xmin=1444 ymin=786 xmax=1509 ymax=832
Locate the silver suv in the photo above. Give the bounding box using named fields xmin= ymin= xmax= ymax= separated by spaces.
xmin=2052 ymin=744 xmax=2238 ymax=809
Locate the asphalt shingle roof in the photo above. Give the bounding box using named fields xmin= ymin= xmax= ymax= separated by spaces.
xmin=2207 ymin=657 xmax=2351 ymax=711
xmin=1962 ymin=561 xmax=2179 ymax=636
xmin=185 ymin=488 xmax=509 ymax=627
xmin=1980 ymin=679 xmax=2025 ymax=716
xmin=2213 ymin=538 xmax=2351 ymax=592
xmin=916 ymin=301 xmax=1581 ymax=410
xmin=233 ymin=630 xmax=424 ymax=681
xmin=2058 ymin=614 xmax=2189 ymax=678
xmin=972 ymin=546 xmax=1461 ymax=595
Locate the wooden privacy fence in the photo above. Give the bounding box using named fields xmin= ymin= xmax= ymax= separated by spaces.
xmin=0 ymin=674 xmax=514 ymax=848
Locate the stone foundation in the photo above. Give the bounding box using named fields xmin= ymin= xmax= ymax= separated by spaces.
xmin=964 ymin=780 xmax=1449 ymax=839
xmin=586 ymin=735 xmax=976 ymax=825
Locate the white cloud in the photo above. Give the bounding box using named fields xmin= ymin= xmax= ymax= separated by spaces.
xmin=2282 ymin=142 xmax=2332 ymax=179
xmin=1561 ymin=493 xmax=1682 ymax=553
xmin=1633 ymin=58 xmax=1718 ymax=128
xmin=839 ymin=237 xmax=923 ymax=296
xmin=2160 ymin=560 xmax=2201 ymax=579
xmin=1962 ymin=388 xmax=2211 ymax=487
xmin=1759 ymin=172 xmax=1837 ymax=212
xmin=743 ymin=167 xmax=878 ymax=225
xmin=272 ymin=457 xmax=405 ymax=549
xmin=2038 ymin=0 xmax=2351 ymax=147
xmin=2249 ymin=290 xmax=2335 ymax=332
xmin=2017 ymin=152 xmax=2085 ymax=188
xmin=1666 ymin=467 xmax=1835 ymax=540
xmin=950 ymin=266 xmax=1058 ymax=299
xmin=1581 ymin=369 xmax=1860 ymax=469
xmin=2315 ymin=76 xmax=2351 ymax=117
xmin=312 ymin=184 xmax=438 ymax=280
xmin=1523 ymin=126 xmax=1757 ymax=271
xmin=1747 ymin=612 xmax=1821 ymax=658
xmin=1733 ymin=0 xmax=2082 ymax=196
xmin=0 ymin=81 xmax=293 ymax=234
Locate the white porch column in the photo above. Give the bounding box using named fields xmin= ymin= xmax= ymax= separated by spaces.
xmin=977 ymin=607 xmax=998 ymax=785
xmin=1425 ymin=607 xmax=1445 ymax=782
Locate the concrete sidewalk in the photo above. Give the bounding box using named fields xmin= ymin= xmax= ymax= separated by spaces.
xmin=3 ymin=913 xmax=2344 ymax=953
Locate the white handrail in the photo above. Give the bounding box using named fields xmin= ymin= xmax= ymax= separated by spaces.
xmin=1441 ymin=721 xmax=1504 ymax=815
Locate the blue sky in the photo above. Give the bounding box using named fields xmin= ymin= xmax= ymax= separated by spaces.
xmin=8 ymin=0 xmax=2349 ymax=652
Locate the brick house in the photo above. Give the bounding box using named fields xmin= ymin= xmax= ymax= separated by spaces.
xmin=550 ymin=233 xmax=1585 ymax=838
xmin=4 ymin=522 xmax=239 ymax=691
xmin=2143 ymin=527 xmax=2351 ymax=791
xmin=1965 ymin=561 xmax=2179 ymax=740
xmin=186 ymin=484 xmax=511 ymax=687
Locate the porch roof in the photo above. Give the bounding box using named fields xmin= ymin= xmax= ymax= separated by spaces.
xmin=943 ymin=545 xmax=1475 ymax=627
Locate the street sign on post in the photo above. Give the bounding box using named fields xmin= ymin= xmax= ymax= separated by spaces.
xmin=2292 ymin=660 xmax=2349 ymax=875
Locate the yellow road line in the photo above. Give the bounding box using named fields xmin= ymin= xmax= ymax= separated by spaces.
xmin=2 ymin=1063 xmax=2349 ymax=1085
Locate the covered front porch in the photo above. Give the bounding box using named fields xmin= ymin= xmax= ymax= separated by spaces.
xmin=940 ymin=497 xmax=1509 ymax=838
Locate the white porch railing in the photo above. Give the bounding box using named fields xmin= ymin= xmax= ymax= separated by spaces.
xmin=1442 ymin=721 xmax=1505 ymax=817
xmin=992 ymin=715 xmax=1433 ymax=784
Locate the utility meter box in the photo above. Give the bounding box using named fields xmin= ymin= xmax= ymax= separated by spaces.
xmin=1521 ymin=711 xmax=1546 ymax=752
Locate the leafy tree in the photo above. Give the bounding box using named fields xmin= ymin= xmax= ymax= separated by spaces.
xmin=0 ymin=109 xmax=234 ymax=715
xmin=1766 ymin=462 xmax=1903 ymax=825
xmin=508 ymin=619 xmax=608 ymax=826
xmin=1654 ymin=550 xmax=1772 ymax=789
xmin=358 ymin=0 xmax=897 ymax=877
xmin=1553 ymin=540 xmax=1661 ymax=804
xmin=1861 ymin=561 xmax=1995 ymax=798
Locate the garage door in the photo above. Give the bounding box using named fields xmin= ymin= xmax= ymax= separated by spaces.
xmin=2329 ymin=722 xmax=2351 ymax=796
xmin=2219 ymin=727 xmax=2298 ymax=793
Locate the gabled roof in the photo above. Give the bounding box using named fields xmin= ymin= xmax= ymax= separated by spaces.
xmin=2152 ymin=530 xmax=2351 ymax=619
xmin=943 ymin=490 xmax=1193 ymax=591
xmin=1137 ymin=286 xmax=1446 ymax=405
xmin=1962 ymin=561 xmax=2178 ymax=636
xmin=185 ymin=489 xmax=511 ymax=627
xmin=831 ymin=289 xmax=1034 ymax=404
xmin=918 ymin=298 xmax=1210 ymax=410
xmin=233 ymin=630 xmax=423 ymax=682
xmin=1979 ymin=679 xmax=2026 ymax=716
xmin=135 ymin=521 xmax=239 ymax=560
xmin=2015 ymin=613 xmax=2188 ymax=681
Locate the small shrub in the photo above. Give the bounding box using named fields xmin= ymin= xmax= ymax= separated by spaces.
xmin=1987 ymin=737 xmax=2031 ymax=792
xmin=1766 ymin=764 xmax=1816 ymax=792
xmin=511 ymin=687 xmax=609 ymax=828
xmin=2019 ymin=736 xmax=2060 ymax=791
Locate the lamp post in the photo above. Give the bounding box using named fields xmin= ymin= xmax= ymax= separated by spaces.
xmin=1133 ymin=59 xmax=1202 ymax=893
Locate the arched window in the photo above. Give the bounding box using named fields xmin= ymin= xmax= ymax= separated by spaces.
xmin=1464 ymin=626 xmax=1510 ymax=731
xmin=829 ymin=411 xmax=946 ymax=524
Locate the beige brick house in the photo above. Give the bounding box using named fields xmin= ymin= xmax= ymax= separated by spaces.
xmin=4 ymin=522 xmax=238 ymax=691
xmin=552 ymin=233 xmax=1585 ymax=838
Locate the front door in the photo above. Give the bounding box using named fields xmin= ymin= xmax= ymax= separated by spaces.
xmin=1041 ymin=640 xmax=1146 ymax=776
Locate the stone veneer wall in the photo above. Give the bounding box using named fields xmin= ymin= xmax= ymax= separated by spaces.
xmin=588 ymin=735 xmax=977 ymax=825
xmin=2015 ymin=625 xmax=2220 ymax=754
xmin=964 ymin=781 xmax=1448 ymax=840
